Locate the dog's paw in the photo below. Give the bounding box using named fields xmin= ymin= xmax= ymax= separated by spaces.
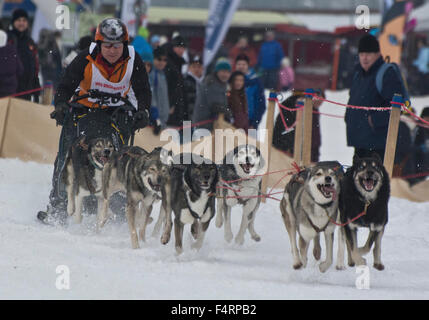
xmin=336 ymin=264 xmax=346 ymax=271
xmin=191 ymin=241 xmax=203 ymax=251
xmin=319 ymin=261 xmax=332 ymax=273
xmin=355 ymin=257 xmax=367 ymax=266
xmin=175 ymin=246 xmax=183 ymax=255
xmin=224 ymin=231 xmax=233 ymax=243
xmin=161 ymin=233 xmax=170 ymax=245
xmin=373 ymin=263 xmax=385 ymax=271
xmin=215 ymin=216 xmax=223 ymax=228
xmin=251 ymin=234 xmax=261 ymax=242
xmin=293 ymin=262 xmax=303 ymax=270
xmin=235 ymin=236 xmax=245 ymax=246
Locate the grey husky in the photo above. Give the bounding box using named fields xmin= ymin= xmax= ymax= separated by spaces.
xmin=65 ymin=136 xmax=115 ymax=224
xmin=99 ymin=146 xmax=173 ymax=249
xmin=280 ymin=161 xmax=344 ymax=272
xmin=215 ymin=144 xmax=265 ymax=245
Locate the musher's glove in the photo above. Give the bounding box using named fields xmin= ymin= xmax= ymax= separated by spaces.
xmin=50 ymin=102 xmax=69 ymax=126
xmin=133 ymin=109 xmax=149 ymax=130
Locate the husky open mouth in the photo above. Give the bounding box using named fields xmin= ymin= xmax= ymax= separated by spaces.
xmin=360 ymin=177 xmax=377 ymax=192
xmin=94 ymin=154 xmax=109 ymax=166
xmin=148 ymin=178 xmax=161 ymax=192
xmin=200 ymin=182 xmax=210 ymax=189
xmin=240 ymin=163 xmax=254 ymax=174
xmin=317 ymin=183 xmax=336 ymax=198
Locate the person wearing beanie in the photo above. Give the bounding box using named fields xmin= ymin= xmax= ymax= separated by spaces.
xmin=183 ymin=54 xmax=204 ymax=120
xmin=7 ymin=8 xmax=40 ymax=102
xmin=160 ymin=34 xmax=187 ymax=126
xmin=345 ymin=33 xmax=407 ymax=161
xmin=235 ymin=53 xmax=266 ymax=130
xmin=192 ymin=57 xmax=232 ymax=131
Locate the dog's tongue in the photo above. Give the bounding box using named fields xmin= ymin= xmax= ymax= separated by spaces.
xmin=321 ymin=185 xmax=336 ymax=199
xmin=363 ymin=179 xmax=374 ymax=191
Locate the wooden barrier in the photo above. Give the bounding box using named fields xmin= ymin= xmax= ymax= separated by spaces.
xmin=383 ymin=94 xmax=403 ymax=178
xmin=302 ymin=89 xmax=314 ymax=166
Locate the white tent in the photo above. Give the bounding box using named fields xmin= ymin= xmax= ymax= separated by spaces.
xmin=410 ymin=2 xmax=429 ymax=32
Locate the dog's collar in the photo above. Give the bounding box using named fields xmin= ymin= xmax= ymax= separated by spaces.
xmin=88 ymin=154 xmax=103 ymax=171
xmin=183 ymin=175 xmax=210 ymax=220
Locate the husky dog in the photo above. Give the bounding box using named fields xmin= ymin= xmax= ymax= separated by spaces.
xmin=337 ymin=155 xmax=390 ymax=271
xmin=99 ymin=146 xmax=173 ymax=249
xmin=215 ymin=144 xmax=265 ymax=245
xmin=64 ymin=136 xmax=115 ymax=224
xmin=163 ymin=154 xmax=218 ymax=254
xmin=280 ymin=161 xmax=343 ymax=272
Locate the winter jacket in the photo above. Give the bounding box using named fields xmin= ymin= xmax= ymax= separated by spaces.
xmin=149 ymin=67 xmax=170 ymax=128
xmin=345 ymin=56 xmax=404 ymax=150
xmin=7 ymin=28 xmax=40 ymax=102
xmin=227 ymin=87 xmax=249 ymax=131
xmin=132 ymin=35 xmax=153 ymax=60
xmin=257 ymin=40 xmax=284 ymax=70
xmin=183 ymin=72 xmax=202 ymax=121
xmin=162 ymin=43 xmax=187 ymax=126
xmin=414 ymin=123 xmax=429 ymax=178
xmin=54 ymin=44 xmax=151 ymax=113
xmin=192 ymin=73 xmax=228 ymax=131
xmin=0 ymin=42 xmax=24 ymax=97
xmin=278 ymin=66 xmax=294 ymax=89
xmin=244 ymin=70 xmax=266 ymax=129
xmin=229 ymin=45 xmax=257 ymax=67
xmin=38 ymin=30 xmax=62 ymax=90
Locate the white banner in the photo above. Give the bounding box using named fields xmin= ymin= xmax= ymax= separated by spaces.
xmin=203 ymin=0 xmax=240 ymax=68
xmin=121 ymin=0 xmax=151 ymax=38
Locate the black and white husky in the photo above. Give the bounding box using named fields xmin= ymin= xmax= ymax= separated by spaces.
xmin=216 ymin=145 xmax=265 ymax=245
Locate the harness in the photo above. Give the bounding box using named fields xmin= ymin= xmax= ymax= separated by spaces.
xmin=183 ymin=175 xmax=211 ymax=220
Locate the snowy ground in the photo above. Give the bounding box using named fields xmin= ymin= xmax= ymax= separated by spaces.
xmin=0 ymin=90 xmax=429 ymax=299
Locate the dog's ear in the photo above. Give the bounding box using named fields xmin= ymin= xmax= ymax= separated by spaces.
xmin=77 ymin=136 xmax=89 ymax=151
xmin=352 ymin=154 xmax=360 ymax=166
xmin=371 ymin=152 xmax=382 ymax=163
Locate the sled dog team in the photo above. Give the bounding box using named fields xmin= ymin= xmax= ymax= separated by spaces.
xmin=64 ymin=136 xmax=390 ymax=272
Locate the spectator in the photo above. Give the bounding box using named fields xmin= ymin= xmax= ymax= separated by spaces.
xmin=272 ymin=93 xmax=304 ymax=157
xmin=229 ymin=36 xmax=257 ymax=68
xmin=132 ymin=26 xmax=153 ymax=60
xmin=192 ymin=57 xmax=232 ymax=131
xmin=227 ymin=71 xmax=249 ymax=132
xmin=414 ymin=107 xmax=429 ymax=184
xmin=257 ymin=31 xmax=284 ymax=90
xmin=7 ymin=8 xmax=40 ymax=102
xmin=411 ymin=38 xmax=429 ymax=95
xmin=235 ymin=54 xmax=266 ymax=129
xmin=278 ymin=57 xmax=294 ymax=92
xmin=140 ymin=51 xmax=153 ymax=74
xmin=162 ymin=35 xmax=187 ymax=126
xmin=150 ymin=34 xmax=161 ymax=49
xmin=345 ymin=34 xmax=405 ymax=161
xmin=38 ymin=29 xmax=62 ymax=90
xmin=0 ymin=24 xmax=23 ymax=98
xmin=148 ymin=47 xmax=170 ymax=132
xmin=184 ymin=54 xmax=204 ymax=121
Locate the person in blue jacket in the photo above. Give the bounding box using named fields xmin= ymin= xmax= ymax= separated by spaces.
xmin=257 ymin=30 xmax=284 ymax=90
xmin=132 ymin=26 xmax=153 ymax=60
xmin=345 ymin=34 xmax=405 ymax=161
xmin=235 ymin=54 xmax=266 ymax=130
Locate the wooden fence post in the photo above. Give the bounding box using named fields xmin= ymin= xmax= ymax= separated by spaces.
xmin=42 ymin=82 xmax=53 ymax=105
xmin=261 ymin=91 xmax=277 ymax=203
xmin=293 ymin=100 xmax=304 ymax=165
xmin=302 ymin=88 xmax=314 ymax=166
xmin=383 ymin=94 xmax=403 ymax=178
